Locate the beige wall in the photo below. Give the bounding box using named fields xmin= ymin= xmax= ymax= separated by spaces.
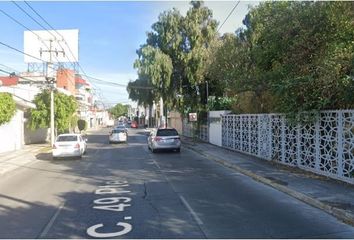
xmin=168 ymin=111 xmax=183 ymax=134
xmin=0 ymin=110 xmax=23 ymax=153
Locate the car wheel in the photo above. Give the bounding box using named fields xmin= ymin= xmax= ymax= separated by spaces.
xmin=52 ymin=156 xmax=57 ymax=160
xmin=176 ymin=148 xmax=180 ymax=153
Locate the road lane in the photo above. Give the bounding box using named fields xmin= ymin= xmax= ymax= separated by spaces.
xmin=0 ymin=127 xmax=353 ymax=238
xmin=147 ymin=130 xmax=354 ymax=238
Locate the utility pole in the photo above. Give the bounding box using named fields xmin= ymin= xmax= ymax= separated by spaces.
xmin=159 ymin=97 xmax=164 ymax=128
xmin=40 ymin=39 xmax=65 ymax=146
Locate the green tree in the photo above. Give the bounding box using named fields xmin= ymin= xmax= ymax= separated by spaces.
xmin=108 ymin=103 xmax=128 ymax=119
xmin=134 ymin=45 xmax=173 ymax=106
xmin=133 ymin=1 xmax=218 ymax=116
xmin=0 ymin=93 xmax=16 ymax=126
xmin=127 ymin=76 xmax=156 ymax=107
xmin=77 ymin=119 xmax=87 ymax=132
xmin=29 ymin=90 xmax=78 ymax=134
xmin=243 ymin=1 xmax=354 ymax=115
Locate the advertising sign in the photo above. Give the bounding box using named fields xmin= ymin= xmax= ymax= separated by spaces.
xmin=24 ymin=29 xmax=79 ymax=63
xmin=189 ymin=113 xmax=197 ymax=122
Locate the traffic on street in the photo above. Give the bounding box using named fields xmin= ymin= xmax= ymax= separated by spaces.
xmin=0 ymin=128 xmax=353 ymax=238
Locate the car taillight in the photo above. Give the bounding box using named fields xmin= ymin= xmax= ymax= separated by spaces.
xmin=154 ymin=137 xmax=162 ymax=142
xmin=75 ymin=143 xmax=80 ymax=149
xmin=52 ymin=144 xmax=57 ymax=149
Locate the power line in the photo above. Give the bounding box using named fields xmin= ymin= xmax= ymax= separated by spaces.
xmin=22 ymin=1 xmax=78 ymax=64
xmin=0 ymin=41 xmax=45 ymax=63
xmin=23 ymin=1 xmax=110 ymax=105
xmin=7 ymin=2 xmax=76 ymax=86
xmin=217 ymin=0 xmax=241 ymax=33
xmin=0 ymin=8 xmax=62 ymax=65
xmin=11 ymin=1 xmax=58 ymax=40
xmin=7 ymin=1 xmax=104 ymax=103
xmin=0 ymin=67 xmax=47 ymax=84
xmin=23 ymin=2 xmax=97 ymax=89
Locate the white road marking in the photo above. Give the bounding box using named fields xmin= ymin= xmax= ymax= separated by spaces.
xmin=124 ymin=216 xmax=132 ymax=220
xmin=39 ymin=202 xmax=65 ymax=238
xmin=153 ymin=160 xmax=161 ymax=169
xmin=179 ymin=195 xmax=203 ymax=225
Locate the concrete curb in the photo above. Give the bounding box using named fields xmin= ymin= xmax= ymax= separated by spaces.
xmin=184 ymin=144 xmax=354 ymax=226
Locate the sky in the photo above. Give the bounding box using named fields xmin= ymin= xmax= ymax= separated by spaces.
xmin=0 ymin=1 xmax=259 ymax=108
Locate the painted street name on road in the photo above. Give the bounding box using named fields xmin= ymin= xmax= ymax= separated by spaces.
xmin=86 ymin=180 xmax=133 ymax=238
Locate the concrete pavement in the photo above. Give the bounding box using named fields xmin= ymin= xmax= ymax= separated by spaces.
xmin=0 ymin=143 xmax=50 ymax=176
xmin=181 ymin=136 xmax=354 ymax=226
xmin=1 ymin=129 xmax=353 ymax=227
xmin=0 ymin=127 xmax=103 ymax=176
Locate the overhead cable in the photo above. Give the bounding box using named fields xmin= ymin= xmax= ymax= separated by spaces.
xmin=217 ymin=0 xmax=241 ymax=33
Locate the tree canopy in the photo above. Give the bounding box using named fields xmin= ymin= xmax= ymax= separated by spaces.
xmin=131 ymin=1 xmax=218 ymax=115
xmin=0 ymin=93 xmax=16 ymax=126
xmin=206 ymin=1 xmax=354 ymax=115
xmin=108 ymin=103 xmax=128 ymax=119
xmin=29 ymin=90 xmax=77 ymax=134
xmin=131 ymin=1 xmax=354 ymax=118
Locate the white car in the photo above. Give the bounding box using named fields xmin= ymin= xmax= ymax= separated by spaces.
xmin=52 ymin=134 xmax=87 ymax=159
xmin=109 ymin=128 xmax=127 ymax=143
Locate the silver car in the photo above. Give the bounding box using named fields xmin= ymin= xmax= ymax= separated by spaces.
xmin=148 ymin=128 xmax=181 ymax=153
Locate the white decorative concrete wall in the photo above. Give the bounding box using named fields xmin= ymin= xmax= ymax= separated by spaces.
xmin=209 ymin=110 xmax=231 ymax=146
xmin=222 ymin=110 xmax=354 ymax=184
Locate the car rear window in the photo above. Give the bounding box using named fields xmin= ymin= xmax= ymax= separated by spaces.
xmin=156 ymin=129 xmax=178 ymax=136
xmin=113 ymin=129 xmax=125 ymax=133
xmin=57 ymin=135 xmax=78 ymax=142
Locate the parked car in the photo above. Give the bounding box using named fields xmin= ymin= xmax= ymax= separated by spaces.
xmin=109 ymin=128 xmax=127 ymax=143
xmin=131 ymin=120 xmax=138 ymax=128
xmin=52 ymin=133 xmax=87 ymax=159
xmin=147 ymin=128 xmax=181 ymax=153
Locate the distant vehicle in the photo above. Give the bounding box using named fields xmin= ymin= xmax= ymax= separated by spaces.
xmin=147 ymin=128 xmax=181 ymax=153
xmin=115 ymin=124 xmax=128 ymax=136
xmin=106 ymin=119 xmax=114 ymax=127
xmin=131 ymin=121 xmax=138 ymax=128
xmin=109 ymin=128 xmax=127 ymax=143
xmin=52 ymin=133 xmax=87 ymax=159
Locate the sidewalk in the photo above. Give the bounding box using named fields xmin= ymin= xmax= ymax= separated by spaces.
xmin=182 ymin=136 xmax=354 ymax=226
xmin=0 ymin=143 xmax=51 ymax=176
xmin=0 ymin=127 xmax=103 ymax=176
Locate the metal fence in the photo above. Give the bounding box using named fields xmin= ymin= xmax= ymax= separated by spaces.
xmin=222 ymin=110 xmax=354 ymax=184
xmin=182 ymin=119 xmax=209 ymax=142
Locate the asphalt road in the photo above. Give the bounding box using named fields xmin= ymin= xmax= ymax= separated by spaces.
xmin=0 ymin=127 xmax=354 ymax=238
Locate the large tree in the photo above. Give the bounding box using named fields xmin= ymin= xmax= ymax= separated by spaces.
xmin=244 ymin=1 xmax=354 ymax=115
xmin=133 ymin=1 xmax=218 ymax=116
xmin=108 ymin=103 xmax=128 ymax=119
xmin=29 ymin=90 xmax=77 ymax=134
xmin=133 ymin=45 xmax=173 ymax=106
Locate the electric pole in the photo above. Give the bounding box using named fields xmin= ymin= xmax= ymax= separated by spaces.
xmin=40 ymin=39 xmax=65 ymax=146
